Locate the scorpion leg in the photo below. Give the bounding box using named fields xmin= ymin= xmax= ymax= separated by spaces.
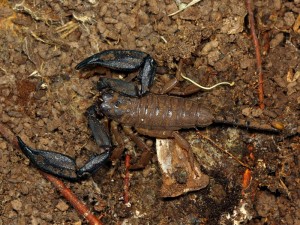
xmin=17 ymin=106 xmax=112 ymax=181
xmin=76 ymin=50 xmax=157 ymax=96
xmin=122 ymin=126 xmax=153 ymax=170
xmin=97 ymin=78 xmax=139 ymax=97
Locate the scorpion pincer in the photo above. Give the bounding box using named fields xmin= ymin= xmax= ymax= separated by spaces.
xmin=17 ymin=49 xmax=279 ymax=181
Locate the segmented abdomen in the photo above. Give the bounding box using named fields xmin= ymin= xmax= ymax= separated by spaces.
xmin=101 ymin=94 xmax=214 ymax=131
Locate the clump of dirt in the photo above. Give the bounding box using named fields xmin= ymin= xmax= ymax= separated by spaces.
xmin=0 ymin=0 xmax=299 ymax=224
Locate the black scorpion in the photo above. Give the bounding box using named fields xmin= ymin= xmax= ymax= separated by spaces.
xmin=17 ymin=50 xmax=279 ymax=181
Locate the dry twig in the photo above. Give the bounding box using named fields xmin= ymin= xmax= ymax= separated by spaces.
xmin=245 ymin=0 xmax=265 ymax=109
xmin=124 ymin=154 xmax=131 ymax=205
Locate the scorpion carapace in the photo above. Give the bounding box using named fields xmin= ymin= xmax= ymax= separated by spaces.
xmin=17 ymin=49 xmax=280 ymax=181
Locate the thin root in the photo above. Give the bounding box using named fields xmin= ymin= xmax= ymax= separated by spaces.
xmin=181 ymin=73 xmax=234 ymax=90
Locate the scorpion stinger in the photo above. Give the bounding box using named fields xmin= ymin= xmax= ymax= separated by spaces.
xmin=17 ymin=107 xmax=113 ymax=181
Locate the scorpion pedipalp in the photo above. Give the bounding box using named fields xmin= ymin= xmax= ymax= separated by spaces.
xmin=76 ymin=49 xmax=157 ymax=96
xmin=75 ymin=49 xmax=148 ymax=71
xmin=17 ymin=106 xmax=113 ymax=181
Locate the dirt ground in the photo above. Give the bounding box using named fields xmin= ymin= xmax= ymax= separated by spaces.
xmin=0 ymin=0 xmax=300 ymax=224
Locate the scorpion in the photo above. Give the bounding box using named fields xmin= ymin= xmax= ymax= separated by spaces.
xmin=17 ymin=50 xmax=279 ymax=181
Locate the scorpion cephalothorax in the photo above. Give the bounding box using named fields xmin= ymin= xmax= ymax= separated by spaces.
xmin=17 ymin=49 xmax=280 ymax=181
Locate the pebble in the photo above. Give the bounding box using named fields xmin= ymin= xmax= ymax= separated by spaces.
xmin=201 ymin=40 xmax=219 ymax=55
xmin=273 ymin=76 xmax=287 ymax=88
xmin=37 ymin=119 xmax=44 ymax=127
xmin=20 ymin=184 xmax=29 ymax=195
xmin=207 ymin=50 xmax=221 ymax=66
xmin=287 ymin=81 xmax=298 ymax=95
xmin=273 ymin=0 xmax=281 ymax=10
xmin=270 ymin=33 xmax=284 ymax=48
xmin=1 ymin=113 xmax=10 ymax=123
xmin=56 ymin=200 xmax=69 ymax=211
xmin=0 ymin=141 xmax=7 ymax=149
xmin=242 ymin=107 xmax=251 ymax=117
xmin=284 ymin=12 xmax=295 ymax=27
xmin=252 ymin=108 xmax=263 ymax=117
xmin=8 ymin=210 xmax=17 ymax=218
xmin=11 ymin=199 xmax=22 ymax=211
xmin=240 ymin=57 xmax=253 ymax=69
xmin=263 ymin=110 xmax=277 ymax=118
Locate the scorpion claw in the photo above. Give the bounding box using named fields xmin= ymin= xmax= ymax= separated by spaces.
xmin=75 ymin=49 xmax=148 ymax=71
xmin=17 ymin=136 xmax=111 ymax=181
xmin=138 ymin=55 xmax=157 ymax=95
xmin=76 ymin=50 xmax=157 ymax=96
xmin=77 ymin=151 xmax=111 ymax=177
xmin=17 ymin=136 xmax=78 ymax=180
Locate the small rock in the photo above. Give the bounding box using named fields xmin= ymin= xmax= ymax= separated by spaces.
xmin=56 ymin=200 xmax=69 ymax=211
xmin=287 ymin=81 xmax=297 ymax=95
xmin=73 ymin=221 xmax=82 ymax=225
xmin=273 ymin=76 xmax=287 ymax=88
xmin=263 ymin=110 xmax=277 ymax=118
xmin=201 ymin=40 xmax=219 ymax=55
xmin=20 ymin=184 xmax=29 ymax=195
xmin=174 ymin=168 xmax=188 ymax=184
xmin=2 ymin=113 xmax=10 ymax=123
xmin=240 ymin=57 xmax=254 ymax=69
xmin=273 ymin=0 xmax=281 ymax=10
xmin=207 ymin=50 xmax=221 ymax=66
xmin=40 ymin=212 xmax=53 ymax=222
xmin=0 ymin=141 xmax=7 ymax=150
xmin=8 ymin=210 xmax=17 ymax=218
xmin=11 ymin=199 xmax=22 ymax=211
xmin=242 ymin=107 xmax=252 ymax=117
xmin=221 ymin=16 xmax=244 ymax=34
xmin=251 ymin=108 xmax=263 ymax=117
xmin=270 ymin=33 xmax=284 ymax=48
xmin=284 ymin=12 xmax=295 ymax=27
xmin=148 ymin=0 xmax=159 ymax=14
xmin=37 ymin=119 xmax=44 ymax=127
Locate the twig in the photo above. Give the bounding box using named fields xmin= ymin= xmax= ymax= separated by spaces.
xmin=0 ymin=123 xmax=103 ymax=225
xmin=41 ymin=172 xmax=103 ymax=225
xmin=124 ymin=154 xmax=131 ymax=205
xmin=245 ymin=0 xmax=265 ymax=109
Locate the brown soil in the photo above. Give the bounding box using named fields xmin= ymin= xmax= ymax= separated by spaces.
xmin=0 ymin=0 xmax=299 ymax=224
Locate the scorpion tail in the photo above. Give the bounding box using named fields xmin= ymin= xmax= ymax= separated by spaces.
xmin=213 ymin=117 xmax=281 ymax=133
